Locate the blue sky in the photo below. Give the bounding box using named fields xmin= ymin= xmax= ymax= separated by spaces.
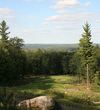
xmin=0 ymin=0 xmax=100 ymax=44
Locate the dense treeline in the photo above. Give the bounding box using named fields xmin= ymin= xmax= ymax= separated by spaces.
xmin=26 ymin=49 xmax=74 ymax=76
xmin=0 ymin=20 xmax=100 ymax=87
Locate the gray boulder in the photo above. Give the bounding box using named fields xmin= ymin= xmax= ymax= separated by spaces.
xmin=18 ymin=96 xmax=62 ymax=110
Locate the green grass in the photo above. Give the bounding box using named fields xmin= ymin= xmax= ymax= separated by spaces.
xmin=0 ymin=75 xmax=100 ymax=109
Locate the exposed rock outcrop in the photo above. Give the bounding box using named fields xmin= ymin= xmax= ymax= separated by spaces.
xmin=18 ymin=96 xmax=62 ymax=110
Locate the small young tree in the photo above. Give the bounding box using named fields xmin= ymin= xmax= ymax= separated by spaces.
xmin=78 ymin=22 xmax=95 ymax=89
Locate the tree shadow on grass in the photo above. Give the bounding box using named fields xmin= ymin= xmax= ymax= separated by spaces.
xmin=29 ymin=76 xmax=56 ymax=84
xmin=14 ymin=76 xmax=56 ymax=90
xmin=0 ymin=76 xmax=57 ymax=102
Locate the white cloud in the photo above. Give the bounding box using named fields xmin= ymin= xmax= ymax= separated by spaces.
xmin=93 ymin=27 xmax=100 ymax=33
xmin=61 ymin=33 xmax=68 ymax=36
xmin=94 ymin=9 xmax=100 ymax=13
xmin=57 ymin=9 xmax=68 ymax=14
xmin=0 ymin=15 xmax=15 ymax=19
xmin=78 ymin=8 xmax=87 ymax=11
xmin=37 ymin=0 xmax=52 ymax=1
xmin=52 ymin=21 xmax=73 ymax=25
xmin=46 ymin=12 xmax=100 ymax=23
xmin=55 ymin=25 xmax=81 ymax=30
xmin=0 ymin=7 xmax=16 ymax=19
xmin=8 ymin=22 xmax=19 ymax=27
xmin=22 ymin=0 xmax=33 ymax=2
xmin=94 ymin=19 xmax=100 ymax=22
xmin=39 ymin=29 xmax=50 ymax=33
xmin=21 ymin=29 xmax=51 ymax=35
xmin=42 ymin=22 xmax=50 ymax=24
xmin=84 ymin=2 xmax=91 ymax=6
xmin=22 ymin=30 xmax=29 ymax=33
xmin=30 ymin=29 xmax=35 ymax=31
xmin=0 ymin=7 xmax=14 ymax=14
xmin=49 ymin=0 xmax=82 ymax=9
xmin=46 ymin=15 xmax=61 ymax=21
xmin=27 ymin=15 xmax=39 ymax=18
xmin=21 ymin=29 xmax=34 ymax=33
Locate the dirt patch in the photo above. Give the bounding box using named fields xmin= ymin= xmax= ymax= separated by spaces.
xmin=67 ymin=88 xmax=80 ymax=92
xmin=93 ymin=102 xmax=100 ymax=104
xmin=94 ymin=93 xmax=100 ymax=95
xmin=60 ymin=79 xmax=66 ymax=81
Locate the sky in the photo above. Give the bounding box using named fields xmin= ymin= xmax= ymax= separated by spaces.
xmin=0 ymin=0 xmax=100 ymax=44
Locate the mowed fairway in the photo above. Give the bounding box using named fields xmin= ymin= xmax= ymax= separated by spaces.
xmin=0 ymin=75 xmax=100 ymax=109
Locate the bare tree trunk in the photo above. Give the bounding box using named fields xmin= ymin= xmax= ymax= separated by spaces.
xmin=72 ymin=73 xmax=73 ymax=83
xmin=78 ymin=74 xmax=80 ymax=84
xmin=87 ymin=63 xmax=89 ymax=89
xmin=78 ymin=67 xmax=80 ymax=84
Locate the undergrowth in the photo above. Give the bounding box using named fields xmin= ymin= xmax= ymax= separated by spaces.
xmin=0 ymin=87 xmax=99 ymax=110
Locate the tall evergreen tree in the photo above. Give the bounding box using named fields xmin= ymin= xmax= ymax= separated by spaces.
xmin=78 ymin=22 xmax=95 ymax=89
xmin=0 ymin=20 xmax=10 ymax=44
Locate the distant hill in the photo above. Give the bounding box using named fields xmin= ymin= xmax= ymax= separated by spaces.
xmin=22 ymin=44 xmax=78 ymax=52
xmin=22 ymin=43 xmax=100 ymax=52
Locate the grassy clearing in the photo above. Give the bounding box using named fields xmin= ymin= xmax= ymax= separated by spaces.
xmin=0 ymin=75 xmax=100 ymax=109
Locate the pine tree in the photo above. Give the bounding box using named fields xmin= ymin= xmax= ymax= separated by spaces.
xmin=78 ymin=22 xmax=95 ymax=89
xmin=0 ymin=20 xmax=10 ymax=44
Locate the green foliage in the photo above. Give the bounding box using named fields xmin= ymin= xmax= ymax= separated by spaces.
xmin=62 ymin=52 xmax=72 ymax=74
xmin=0 ymin=45 xmax=13 ymax=84
xmin=0 ymin=20 xmax=10 ymax=44
xmin=53 ymin=90 xmax=94 ymax=110
xmin=0 ymin=21 xmax=26 ymax=86
xmin=49 ymin=52 xmax=59 ymax=75
xmin=0 ymin=87 xmax=17 ymax=107
xmin=69 ymin=53 xmax=77 ymax=75
xmin=94 ymin=71 xmax=100 ymax=86
xmin=42 ymin=51 xmax=50 ymax=75
xmin=0 ymin=75 xmax=100 ymax=110
xmin=0 ymin=87 xmax=17 ymax=110
xmin=78 ymin=22 xmax=96 ymax=88
xmin=0 ymin=87 xmax=37 ymax=110
xmin=93 ymin=45 xmax=100 ymax=71
xmin=9 ymin=37 xmax=24 ymax=49
xmin=34 ymin=49 xmax=43 ymax=75
xmin=78 ymin=22 xmax=95 ymax=64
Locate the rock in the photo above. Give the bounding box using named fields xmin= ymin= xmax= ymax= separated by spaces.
xmin=18 ymin=96 xmax=62 ymax=110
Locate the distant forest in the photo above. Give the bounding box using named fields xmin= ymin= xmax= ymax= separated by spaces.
xmin=22 ymin=44 xmax=100 ymax=52
xmin=22 ymin=44 xmax=78 ymax=52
